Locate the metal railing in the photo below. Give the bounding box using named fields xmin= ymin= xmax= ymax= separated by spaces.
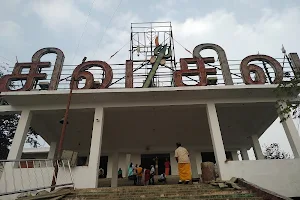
xmin=7 ymin=58 xmax=295 ymax=90
xmin=0 ymin=159 xmax=74 ymax=196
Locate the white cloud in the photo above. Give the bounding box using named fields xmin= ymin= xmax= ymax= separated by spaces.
xmin=170 ymin=8 xmax=300 ymax=61
xmin=0 ymin=21 xmax=25 ymax=58
xmin=31 ymin=0 xmax=100 ymax=33
xmin=71 ymin=11 xmax=139 ymax=64
xmin=0 ymin=0 xmax=23 ymax=11
xmin=93 ymin=0 xmax=118 ymax=12
xmin=150 ymin=0 xmax=188 ymax=18
xmin=0 ymin=21 xmax=22 ymax=37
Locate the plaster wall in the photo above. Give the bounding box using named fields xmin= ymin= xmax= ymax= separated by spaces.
xmin=223 ymin=159 xmax=300 ymax=197
xmin=118 ymin=153 xmax=127 ymax=177
xmin=106 ymin=153 xmax=129 ymax=178
xmin=170 ymin=152 xmax=178 ymax=175
xmin=130 ymin=154 xmax=141 ymax=166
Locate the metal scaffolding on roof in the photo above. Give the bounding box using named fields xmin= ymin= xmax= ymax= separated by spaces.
xmin=129 ymin=22 xmax=177 ymax=87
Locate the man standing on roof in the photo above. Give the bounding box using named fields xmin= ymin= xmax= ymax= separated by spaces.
xmin=175 ymin=142 xmax=191 ymax=184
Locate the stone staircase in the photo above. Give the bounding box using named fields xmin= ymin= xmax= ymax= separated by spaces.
xmin=63 ymin=183 xmax=263 ymax=200
xmin=98 ymin=175 xmax=184 ymax=187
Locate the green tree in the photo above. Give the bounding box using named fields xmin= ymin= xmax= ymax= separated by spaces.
xmin=0 ymin=69 xmax=39 ymax=159
xmin=263 ymin=143 xmax=290 ymax=159
xmin=276 ymin=71 xmax=300 ymax=122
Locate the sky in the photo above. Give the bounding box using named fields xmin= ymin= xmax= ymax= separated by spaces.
xmin=1 ymin=0 xmax=300 ymax=158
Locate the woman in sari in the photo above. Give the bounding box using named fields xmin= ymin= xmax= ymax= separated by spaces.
xmin=144 ymin=168 xmax=150 ymax=186
xmin=128 ymin=163 xmax=137 ymax=185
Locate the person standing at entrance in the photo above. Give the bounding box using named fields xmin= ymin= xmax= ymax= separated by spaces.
xmin=149 ymin=165 xmax=155 ymax=185
xmin=136 ymin=165 xmax=143 ymax=185
xmin=118 ymin=168 xmax=123 ymax=178
xmin=164 ymin=158 xmax=170 ymax=176
xmin=99 ymin=168 xmax=105 ymax=178
xmin=175 ymin=142 xmax=191 ymax=184
xmin=144 ymin=168 xmax=150 ymax=186
xmin=128 ymin=163 xmax=137 ymax=185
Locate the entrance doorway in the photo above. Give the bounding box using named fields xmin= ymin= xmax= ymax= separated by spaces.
xmin=99 ymin=156 xmax=108 ymax=178
xmin=201 ymin=152 xmax=233 ymax=163
xmin=141 ymin=154 xmax=170 ymax=175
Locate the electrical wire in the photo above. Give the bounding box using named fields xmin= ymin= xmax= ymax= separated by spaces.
xmin=92 ymin=0 xmax=123 ymax=58
xmin=71 ymin=0 xmax=96 ymax=64
xmin=172 ymin=37 xmax=193 ymax=55
xmin=106 ymin=40 xmax=131 ymax=62
xmin=0 ymin=55 xmax=13 ymax=63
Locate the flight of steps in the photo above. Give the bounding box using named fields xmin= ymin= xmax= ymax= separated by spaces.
xmin=63 ymin=184 xmax=263 ymax=200
xmin=98 ymin=175 xmax=184 ymax=187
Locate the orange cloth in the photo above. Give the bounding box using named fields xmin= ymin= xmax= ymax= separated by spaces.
xmin=165 ymin=168 xmax=170 ymax=176
xmin=178 ymin=163 xmax=191 ymax=181
xmin=136 ymin=167 xmax=143 ymax=177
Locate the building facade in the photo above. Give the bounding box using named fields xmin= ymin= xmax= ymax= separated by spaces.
xmin=1 ymin=42 xmax=300 ymax=198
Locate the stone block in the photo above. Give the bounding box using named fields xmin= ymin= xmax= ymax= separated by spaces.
xmin=201 ymin=162 xmax=216 ymax=183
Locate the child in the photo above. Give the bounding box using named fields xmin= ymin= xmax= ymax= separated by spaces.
xmin=158 ymin=173 xmax=167 ymax=184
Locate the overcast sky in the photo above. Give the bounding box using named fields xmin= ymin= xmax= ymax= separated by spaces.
xmin=1 ymin=0 xmax=300 ymax=157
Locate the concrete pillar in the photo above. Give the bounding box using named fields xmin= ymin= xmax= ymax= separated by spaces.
xmin=278 ymin=103 xmax=300 ymax=158
xmin=231 ymin=151 xmax=239 ymax=161
xmin=87 ymin=107 xmax=104 ymax=188
xmin=107 ymin=155 xmax=113 ymax=178
xmin=251 ymin=135 xmax=264 ymax=160
xmin=111 ymin=152 xmax=119 ymax=188
xmin=125 ymin=154 xmax=131 ymax=177
xmin=170 ymin=152 xmax=178 ymax=175
xmin=190 ymin=151 xmax=199 ymax=179
xmin=196 ymin=152 xmax=202 ymax=175
xmin=206 ymin=103 xmax=227 ymax=180
xmin=281 ymin=118 xmax=300 ymax=158
xmin=47 ymin=142 xmax=57 ymax=159
xmin=241 ymin=148 xmax=249 ymax=160
xmin=7 ymin=110 xmax=32 ymax=161
xmin=1 ymin=110 xmax=32 ymax=191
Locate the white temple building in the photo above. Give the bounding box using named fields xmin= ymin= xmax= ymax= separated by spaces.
xmin=1 ymin=22 xmax=300 ymax=198
xmin=1 ymin=84 xmax=300 ymax=197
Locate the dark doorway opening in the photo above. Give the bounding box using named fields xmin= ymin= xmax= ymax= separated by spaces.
xmin=201 ymin=152 xmax=233 ymax=163
xmin=201 ymin=152 xmax=216 ymax=163
xmin=141 ymin=154 xmax=170 ymax=175
xmin=99 ymin=156 xmax=108 ymax=178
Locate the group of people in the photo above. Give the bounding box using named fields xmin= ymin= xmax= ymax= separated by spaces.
xmin=126 ymin=142 xmax=191 ymax=185
xmin=101 ymin=142 xmax=191 ymax=185
xmin=127 ymin=163 xmax=166 ymax=185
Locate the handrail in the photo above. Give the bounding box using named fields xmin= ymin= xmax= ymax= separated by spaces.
xmin=0 ymin=159 xmax=74 ymax=197
xmin=0 ymin=183 xmax=74 ymax=197
xmin=0 ymin=159 xmax=53 ymax=162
